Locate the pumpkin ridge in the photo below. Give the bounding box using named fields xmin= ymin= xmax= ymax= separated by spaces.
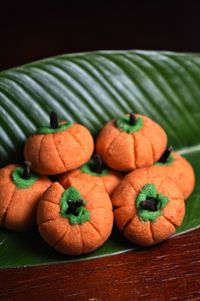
xmin=52 ymin=224 xmax=68 ymax=248
xmin=88 ymin=220 xmax=103 ymax=242
xmin=122 ymin=214 xmax=136 ymax=235
xmin=132 ymin=132 xmax=138 ymax=169
xmin=3 ymin=186 xmax=16 ymax=227
xmin=77 ymin=224 xmax=84 ymax=254
xmin=52 ymin=133 xmax=66 ymax=169
xmin=67 ymin=127 xmax=85 ymax=149
xmin=121 ymin=178 xmax=138 ymax=195
xmin=163 ymin=214 xmax=178 ymax=228
xmin=37 ymin=200 xmax=60 ymax=224
xmin=38 ymin=216 xmax=59 ymax=226
xmin=141 ymin=129 xmax=156 ymax=161
xmin=148 ymin=135 xmax=156 ymax=162
xmin=101 ymin=123 xmax=121 ymax=158
xmin=105 ymin=130 xmax=122 ymax=160
xmin=115 ymin=205 xmax=135 ymax=211
xmin=149 ymin=221 xmax=156 ymax=243
xmin=79 ymin=223 xmax=96 ymax=254
xmin=145 ymin=134 xmax=154 ymax=165
xmin=83 ymin=183 xmax=101 ymax=200
xmin=131 ymin=133 xmax=136 ymax=169
xmin=119 ymin=210 xmax=135 ymax=233
xmin=38 ymin=135 xmax=46 ymax=173
xmin=41 ymin=198 xmax=60 ymax=206
xmin=157 ymin=176 xmax=170 ymax=192
xmin=129 ymin=168 xmax=148 ymax=193
xmin=142 ymin=135 xmax=154 ymax=165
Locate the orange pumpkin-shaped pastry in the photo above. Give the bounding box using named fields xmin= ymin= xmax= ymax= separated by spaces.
xmin=149 ymin=146 xmax=195 ymax=199
xmin=96 ymin=113 xmax=167 ymax=172
xmin=24 ymin=112 xmax=94 ymax=175
xmin=59 ymin=154 xmax=123 ymax=196
xmin=112 ymin=168 xmax=185 ymax=246
xmin=37 ymin=181 xmax=113 ymax=255
xmin=0 ymin=162 xmax=51 ymax=231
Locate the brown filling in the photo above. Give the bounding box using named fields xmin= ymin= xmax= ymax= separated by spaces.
xmin=66 ymin=199 xmax=84 ymax=216
xmin=129 ymin=113 xmax=136 ymax=126
xmin=140 ymin=197 xmax=158 ymax=212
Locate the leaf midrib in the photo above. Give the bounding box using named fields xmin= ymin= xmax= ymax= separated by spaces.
xmin=177 ymin=144 xmax=200 ymax=155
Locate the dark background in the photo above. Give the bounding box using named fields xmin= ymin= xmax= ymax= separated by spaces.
xmin=0 ymin=0 xmax=200 ymax=71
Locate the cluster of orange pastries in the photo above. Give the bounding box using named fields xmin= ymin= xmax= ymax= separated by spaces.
xmin=0 ymin=112 xmax=195 ymax=255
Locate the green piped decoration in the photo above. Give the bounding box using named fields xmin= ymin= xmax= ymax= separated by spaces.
xmin=155 ymin=154 xmax=174 ymax=166
xmin=12 ymin=167 xmax=39 ymax=189
xmin=156 ymin=146 xmax=174 ymax=166
xmin=116 ymin=114 xmax=143 ymax=134
xmin=80 ymin=158 xmax=109 ymax=177
xmin=36 ymin=111 xmax=73 ymax=134
xmin=136 ymin=184 xmax=169 ymax=222
xmin=37 ymin=123 xmax=72 ymax=134
xmin=60 ymin=186 xmax=90 ymax=225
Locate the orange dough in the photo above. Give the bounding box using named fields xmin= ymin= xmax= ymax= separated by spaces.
xmin=24 ymin=122 xmax=94 ymax=175
xmin=96 ymin=114 xmax=167 ymax=172
xmin=112 ymin=168 xmax=185 ymax=246
xmin=37 ymin=182 xmax=113 ymax=255
xmin=150 ymin=152 xmax=195 ymax=199
xmin=59 ymin=168 xmax=123 ymax=196
xmin=0 ymin=164 xmax=51 ymax=231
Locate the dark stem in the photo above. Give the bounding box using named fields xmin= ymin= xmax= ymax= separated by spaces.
xmin=50 ymin=111 xmax=58 ymax=129
xmin=67 ymin=199 xmax=84 ymax=216
xmin=91 ymin=154 xmax=103 ymax=173
xmin=140 ymin=197 xmax=158 ymax=212
xmin=158 ymin=146 xmax=173 ymax=163
xmin=22 ymin=161 xmax=32 ymax=179
xmin=129 ymin=113 xmax=136 ymax=126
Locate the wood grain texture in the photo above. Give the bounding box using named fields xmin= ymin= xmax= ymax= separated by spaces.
xmin=0 ymin=228 xmax=200 ymax=301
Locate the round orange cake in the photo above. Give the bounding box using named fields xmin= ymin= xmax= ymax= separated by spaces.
xmin=37 ymin=181 xmax=113 ymax=255
xmin=24 ymin=114 xmax=94 ymax=175
xmin=150 ymin=149 xmax=195 ymax=199
xmin=0 ymin=164 xmax=51 ymax=231
xmin=96 ymin=113 xmax=167 ymax=172
xmin=112 ymin=168 xmax=185 ymax=246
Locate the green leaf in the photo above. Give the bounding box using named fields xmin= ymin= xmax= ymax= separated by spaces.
xmin=0 ymin=50 xmax=200 ymax=268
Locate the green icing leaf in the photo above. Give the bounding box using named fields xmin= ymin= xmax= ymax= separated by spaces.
xmin=136 ymin=184 xmax=169 ymax=222
xmin=37 ymin=122 xmax=73 ymax=134
xmin=136 ymin=184 xmax=157 ymax=207
xmin=80 ymin=159 xmax=109 ymax=177
xmin=116 ymin=115 xmax=143 ymax=133
xmin=157 ymin=193 xmax=170 ymax=210
xmin=60 ymin=186 xmax=90 ymax=225
xmin=12 ymin=167 xmax=39 ymax=189
xmin=139 ymin=210 xmax=161 ymax=222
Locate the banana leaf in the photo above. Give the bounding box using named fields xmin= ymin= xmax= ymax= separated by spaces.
xmin=0 ymin=51 xmax=199 ymax=268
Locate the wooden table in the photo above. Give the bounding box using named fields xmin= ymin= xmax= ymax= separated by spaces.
xmin=0 ymin=229 xmax=200 ymax=300
xmin=1 ymin=1 xmax=200 ymax=299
